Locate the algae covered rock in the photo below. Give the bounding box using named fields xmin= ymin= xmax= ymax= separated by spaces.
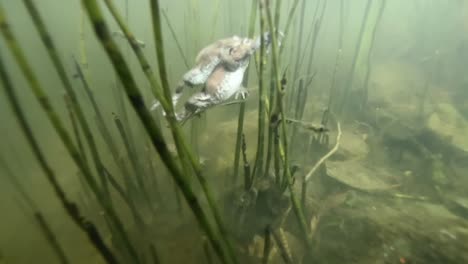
xmin=326 ymin=159 xmax=396 ymax=192
xmin=426 ymin=103 xmax=468 ymax=154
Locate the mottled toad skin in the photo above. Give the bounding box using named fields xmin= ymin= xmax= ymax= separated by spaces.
xmin=150 ymin=32 xmax=277 ymax=123
xmin=150 ymin=35 xmax=255 ymax=112
xmin=177 ymin=38 xmax=259 ymax=122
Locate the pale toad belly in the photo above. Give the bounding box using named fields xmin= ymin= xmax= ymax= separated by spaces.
xmin=214 ymin=64 xmax=248 ymax=102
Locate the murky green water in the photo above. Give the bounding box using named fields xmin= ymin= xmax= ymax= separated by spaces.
xmin=1 ymin=0 xmax=468 ymax=263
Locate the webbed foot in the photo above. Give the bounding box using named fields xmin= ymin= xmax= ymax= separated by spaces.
xmin=234 ymin=86 xmax=249 ymax=100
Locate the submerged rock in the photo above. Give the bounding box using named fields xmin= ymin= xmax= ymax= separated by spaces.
xmin=326 ymin=159 xmax=396 ymax=192
xmin=426 ymin=103 xmax=468 ymax=154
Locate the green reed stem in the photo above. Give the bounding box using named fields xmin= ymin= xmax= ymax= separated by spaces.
xmin=161 ymin=9 xmax=190 ymax=69
xmin=288 ymin=79 xmax=307 ymax=151
xmin=287 ymin=0 xmax=320 ymax=116
xmin=149 ymin=243 xmax=162 ymax=264
xmin=262 ymin=226 xmax=272 ymax=264
xmin=362 ymin=0 xmax=386 ymax=109
xmin=279 ymin=0 xmax=300 ymax=55
xmin=288 ymin=0 xmax=306 ymax=114
xmin=264 ymin=80 xmax=276 ymax=178
xmin=241 ymin=134 xmax=252 ymax=190
xmin=0 ymin=155 xmax=37 ymax=210
xmin=113 ymin=113 xmax=153 ymax=209
xmin=146 ymin=142 xmax=163 ymax=205
xmin=232 ymin=102 xmax=247 ymax=185
xmin=294 ymin=1 xmax=324 ymax=97
xmin=0 ymin=48 xmax=118 ymax=264
xmin=274 ymin=0 xmax=282 ymax=29
xmin=339 ymin=0 xmax=373 ymax=113
xmin=64 ymin=94 xmax=88 ymax=169
xmin=264 ymin=2 xmax=311 ymax=249
xmin=104 ymin=0 xmax=238 ymax=262
xmin=83 ymin=1 xmax=232 ymax=263
xmin=73 ymin=56 xmax=137 ymax=202
xmin=150 ymin=0 xmax=237 ymax=263
xmin=5 ymin=2 xmax=139 ymax=261
xmin=233 ymin=0 xmax=258 ymax=185
xmin=203 ymin=237 xmax=215 ymax=264
xmin=270 ymin=228 xmax=293 ymax=264
xmin=104 ymin=0 xmax=194 ymax=220
xmin=103 ymin=167 xmax=131 ymax=207
xmin=21 ymin=0 xmax=111 ymax=200
xmin=251 ymin=0 xmax=266 ymax=184
xmin=339 ymin=0 xmax=345 ymax=49
xmin=304 ymin=0 xmax=327 ymax=83
xmin=33 ymin=212 xmax=70 ymax=264
xmin=324 ymin=49 xmax=342 ymax=125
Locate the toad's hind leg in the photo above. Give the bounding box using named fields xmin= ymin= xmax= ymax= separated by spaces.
xmin=176 ymin=92 xmax=214 ymax=123
xmin=150 ymin=67 xmax=207 ymax=111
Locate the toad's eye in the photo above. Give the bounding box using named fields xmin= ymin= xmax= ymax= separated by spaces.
xmin=229 ymin=47 xmax=234 ymax=54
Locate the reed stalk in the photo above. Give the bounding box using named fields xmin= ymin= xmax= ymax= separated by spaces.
xmin=161 ymin=9 xmax=190 ymax=69
xmin=263 ymin=1 xmax=311 ymax=249
xmin=264 ymin=79 xmax=277 ymax=179
xmin=262 ymin=226 xmax=272 ymax=264
xmin=82 ymin=1 xmax=233 ymax=263
xmin=324 ymin=49 xmax=342 ymax=125
xmin=113 ymin=113 xmax=153 ymax=209
xmin=146 ymin=142 xmax=163 ymax=205
xmin=288 ymin=78 xmax=307 ymax=152
xmin=233 ymin=0 xmax=258 ymax=185
xmin=297 ymin=0 xmax=325 ymax=76
xmin=339 ymin=0 xmax=345 ymax=50
xmin=269 ymin=227 xmax=293 ymax=264
xmin=203 ymin=237 xmax=215 ymax=264
xmin=362 ymin=0 xmax=387 ymax=109
xmin=79 ymin=3 xmax=88 ymax=70
xmin=288 ymin=0 xmax=306 ymax=113
xmin=4 ymin=2 xmax=139 ymax=261
xmin=0 ymin=48 xmax=118 ymax=264
xmin=0 ymin=155 xmax=35 ymax=209
xmin=149 ymin=243 xmax=162 ymax=264
xmin=77 ymin=171 xmax=94 ymax=208
xmin=33 ymin=212 xmax=70 ymax=264
xmin=279 ymin=0 xmax=300 ymax=55
xmin=64 ymin=95 xmax=88 ymax=168
xmin=21 ymin=0 xmax=113 ymax=201
xmin=339 ymin=0 xmax=374 ymax=113
xmin=72 ymin=56 xmax=136 ymax=201
xmin=274 ymin=0 xmax=282 ymax=29
xmin=287 ymin=0 xmax=320 ymax=111
xmin=273 ymin=127 xmax=281 ymax=184
xmin=102 ymin=167 xmax=131 ymax=208
xmin=304 ymin=0 xmax=327 ymax=83
xmin=251 ymin=0 xmax=267 ymax=184
xmin=241 ymin=134 xmax=252 ymax=190
xmin=149 ymin=1 xmax=240 ymax=261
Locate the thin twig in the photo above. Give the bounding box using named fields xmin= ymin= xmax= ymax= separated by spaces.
xmin=305 ymin=121 xmax=342 ymax=182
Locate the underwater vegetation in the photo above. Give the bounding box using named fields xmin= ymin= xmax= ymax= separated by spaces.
xmin=1 ymin=0 xmax=468 ymax=263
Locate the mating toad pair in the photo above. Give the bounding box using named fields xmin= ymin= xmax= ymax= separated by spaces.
xmin=151 ymin=32 xmax=282 ymax=123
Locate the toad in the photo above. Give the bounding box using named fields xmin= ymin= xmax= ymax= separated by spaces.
xmin=151 ymin=31 xmax=281 ymax=123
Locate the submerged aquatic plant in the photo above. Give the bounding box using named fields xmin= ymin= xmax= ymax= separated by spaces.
xmin=1 ymin=0 xmax=349 ymax=262
xmin=262 ymin=0 xmax=311 ymax=250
